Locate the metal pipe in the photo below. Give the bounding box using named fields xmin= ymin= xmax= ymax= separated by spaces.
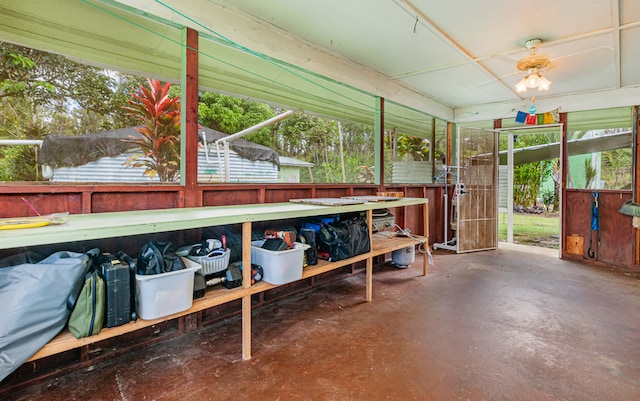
xmin=0 ymin=140 xmax=43 ymax=146
xmin=214 ymin=110 xmax=294 ymax=144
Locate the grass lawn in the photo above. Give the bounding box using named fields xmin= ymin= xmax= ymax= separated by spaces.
xmin=498 ymin=212 xmax=560 ymax=248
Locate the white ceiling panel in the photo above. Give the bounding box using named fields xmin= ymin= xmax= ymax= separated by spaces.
xmin=621 ymin=0 xmax=640 ymax=25
xmin=3 ymin=0 xmax=640 ymax=124
xmin=621 ymin=25 xmax=640 ymax=86
xmin=400 ymin=63 xmax=520 ymax=107
xmin=201 ymin=0 xmax=639 ymax=120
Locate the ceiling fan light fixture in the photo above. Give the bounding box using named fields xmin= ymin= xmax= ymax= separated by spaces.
xmin=514 ymin=38 xmax=553 ymax=93
xmin=538 ymin=75 xmax=551 ymax=91
xmin=514 ymin=70 xmax=551 ymax=92
xmin=515 ymin=77 xmax=528 ymax=93
xmin=526 ymin=72 xmax=540 ymax=88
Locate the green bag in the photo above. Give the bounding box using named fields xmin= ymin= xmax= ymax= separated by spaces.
xmin=68 ymin=270 xmax=105 ymax=338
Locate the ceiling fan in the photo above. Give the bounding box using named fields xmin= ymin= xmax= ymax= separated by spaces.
xmin=513 ymin=38 xmax=552 ymax=92
xmin=476 ymin=36 xmax=612 ymax=92
xmin=475 ymin=38 xmax=555 ymax=91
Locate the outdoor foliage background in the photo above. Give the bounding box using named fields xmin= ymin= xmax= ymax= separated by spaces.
xmin=0 ymin=42 xmax=435 ymax=184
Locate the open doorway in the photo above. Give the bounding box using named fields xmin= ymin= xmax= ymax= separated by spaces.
xmin=497 ymin=124 xmax=563 ymax=250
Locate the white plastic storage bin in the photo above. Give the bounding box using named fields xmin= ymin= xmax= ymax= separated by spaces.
xmin=251 ymin=240 xmax=310 ymax=285
xmin=135 ymin=265 xmax=201 ymax=320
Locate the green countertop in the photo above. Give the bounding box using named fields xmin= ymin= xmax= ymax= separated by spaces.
xmin=0 ymin=198 xmax=428 ymax=250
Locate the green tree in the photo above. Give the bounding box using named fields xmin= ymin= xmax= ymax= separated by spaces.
xmin=583 ymin=158 xmax=597 ymax=189
xmin=198 ymin=92 xmax=275 ymax=143
xmin=1 ymin=42 xmax=142 ymax=181
xmin=514 ymin=161 xmax=552 ymax=207
xmin=196 ymin=91 xmax=377 ymax=184
xmin=1 ymin=42 xmax=119 ymax=115
xmin=500 ymin=131 xmax=558 ymax=208
xmin=601 ymin=148 xmax=632 ymax=189
xmin=396 ymin=134 xmax=429 ymax=161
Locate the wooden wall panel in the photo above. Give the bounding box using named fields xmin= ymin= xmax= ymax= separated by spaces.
xmin=311 ymin=187 xmax=352 ymax=199
xmin=265 ymin=187 xmax=314 ymax=203
xmin=202 ymin=187 xmax=263 ymax=206
xmin=563 ymin=191 xmax=591 ymax=249
xmin=352 ymin=187 xmax=378 ymax=196
xmin=1 ymin=192 xmax=83 ymax=217
xmin=91 ymin=191 xmax=181 ymax=213
xmin=598 ymin=192 xmax=633 ymax=267
xmin=6 ymin=183 xmax=639 ymax=270
xmin=563 ymin=190 xmax=634 ymax=268
xmin=380 ymin=186 xmax=439 ymax=242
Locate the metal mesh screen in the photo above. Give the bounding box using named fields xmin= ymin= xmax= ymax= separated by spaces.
xmin=455 ymin=127 xmax=498 ymax=252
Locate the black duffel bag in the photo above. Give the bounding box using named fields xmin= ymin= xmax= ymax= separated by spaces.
xmin=137 ymin=241 xmax=185 ymax=275
xmin=318 ymin=216 xmax=370 ymax=262
xmin=343 ymin=216 xmax=371 ymax=257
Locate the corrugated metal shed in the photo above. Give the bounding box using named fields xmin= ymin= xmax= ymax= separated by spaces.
xmin=278 ymin=156 xmax=314 ymax=168
xmin=498 ymin=166 xmax=508 ymax=212
xmin=391 ymin=161 xmax=433 ymax=184
xmin=50 ymin=150 xmax=278 ymax=183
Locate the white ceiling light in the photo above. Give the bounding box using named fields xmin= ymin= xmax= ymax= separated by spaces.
xmin=515 ymin=39 xmax=552 ymax=93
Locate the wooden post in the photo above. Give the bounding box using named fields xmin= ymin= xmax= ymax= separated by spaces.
xmin=366 ymin=209 xmax=373 ymax=301
xmin=242 ymin=221 xmax=252 ymax=360
xmin=446 ymin=122 xmax=454 ymax=184
xmin=423 ymin=200 xmax=429 ymax=276
xmin=560 ymin=112 xmax=568 ymax=257
xmin=431 ymin=118 xmax=436 ymax=183
xmin=634 ymin=106 xmax=640 ymax=265
xmin=181 ymin=27 xmax=200 ymax=208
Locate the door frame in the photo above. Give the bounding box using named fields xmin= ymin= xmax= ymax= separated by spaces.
xmin=495 ymin=123 xmax=564 ymax=256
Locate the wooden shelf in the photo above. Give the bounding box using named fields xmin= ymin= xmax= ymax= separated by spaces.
xmin=27 ymin=284 xmax=248 ymax=361
xmin=371 ymin=233 xmax=428 ymax=256
xmin=20 ymin=198 xmax=428 ymax=363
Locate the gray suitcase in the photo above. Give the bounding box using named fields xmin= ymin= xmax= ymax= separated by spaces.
xmin=100 ymin=252 xmax=135 ymax=328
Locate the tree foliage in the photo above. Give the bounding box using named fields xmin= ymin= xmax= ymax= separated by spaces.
xmin=198 ymin=96 xmax=376 ymax=183
xmin=396 ymin=135 xmax=430 ymax=161
xmin=0 ymin=42 xmax=143 ymax=180
xmin=500 ymin=131 xmax=558 ymax=208
xmin=601 ymin=148 xmax=632 ymax=189
xmin=513 ymin=161 xmax=553 ymax=207
xmin=123 ymin=79 xmax=181 ymax=182
xmin=198 ymin=92 xmax=275 ymax=144
xmin=583 ymin=158 xmax=597 ymax=189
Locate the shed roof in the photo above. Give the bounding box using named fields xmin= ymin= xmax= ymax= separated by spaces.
xmin=37 ymin=126 xmax=279 ymax=167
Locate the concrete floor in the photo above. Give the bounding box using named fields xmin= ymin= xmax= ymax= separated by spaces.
xmin=4 ymin=243 xmax=640 ymax=401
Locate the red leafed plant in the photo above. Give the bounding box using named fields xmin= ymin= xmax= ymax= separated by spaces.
xmin=123 ymin=78 xmax=181 ymax=182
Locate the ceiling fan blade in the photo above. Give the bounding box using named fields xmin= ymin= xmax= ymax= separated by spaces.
xmin=476 ymin=71 xmax=521 ymax=88
xmin=550 ymin=46 xmax=613 ymax=62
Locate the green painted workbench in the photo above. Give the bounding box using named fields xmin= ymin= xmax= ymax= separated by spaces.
xmin=2 ymin=198 xmax=429 ymax=363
